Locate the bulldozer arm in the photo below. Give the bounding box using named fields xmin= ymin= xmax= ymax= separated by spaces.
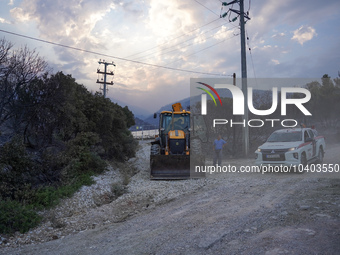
xmin=150 ymin=154 xmax=190 ymax=180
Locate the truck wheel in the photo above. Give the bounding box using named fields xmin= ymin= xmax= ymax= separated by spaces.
xmin=317 ymin=147 xmax=324 ymax=164
xmin=301 ymin=153 xmax=307 ymax=169
xmin=150 ymin=144 xmax=160 ymax=173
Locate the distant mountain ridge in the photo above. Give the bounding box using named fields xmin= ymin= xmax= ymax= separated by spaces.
xmin=143 ymin=97 xmax=191 ymax=127
xmin=130 ymin=117 xmax=156 ymax=131
xmin=143 ymin=89 xmax=270 ymax=127
xmin=108 ymin=96 xmax=152 ymax=119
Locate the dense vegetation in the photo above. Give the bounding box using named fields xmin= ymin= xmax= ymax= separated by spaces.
xmin=0 ymin=38 xmax=136 ymax=234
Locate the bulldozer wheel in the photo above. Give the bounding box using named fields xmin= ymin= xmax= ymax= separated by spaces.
xmin=151 ymin=144 xmax=160 ymax=155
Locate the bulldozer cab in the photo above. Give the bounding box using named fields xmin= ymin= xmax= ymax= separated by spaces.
xmin=159 ymin=112 xmax=190 ymax=148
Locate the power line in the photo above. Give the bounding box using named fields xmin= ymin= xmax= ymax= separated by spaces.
xmin=125 ymin=18 xmax=220 ymax=59
xmin=134 ymin=21 xmax=234 ymax=62
xmin=184 ymin=34 xmax=238 ymax=59
xmin=0 ymin=29 xmax=231 ymax=76
xmin=151 ymin=33 xmax=239 ymax=71
xmin=135 ymin=23 xmax=234 ymax=62
xmin=127 ymin=1 xmax=224 ymax=61
xmin=193 ymin=0 xmax=220 ymax=16
xmin=246 ymin=29 xmax=257 ymax=85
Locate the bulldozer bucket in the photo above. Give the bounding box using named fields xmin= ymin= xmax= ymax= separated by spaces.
xmin=150 ymin=154 xmax=190 ymax=180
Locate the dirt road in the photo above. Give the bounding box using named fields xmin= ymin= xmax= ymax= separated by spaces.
xmin=1 ymin=142 xmax=340 ymax=255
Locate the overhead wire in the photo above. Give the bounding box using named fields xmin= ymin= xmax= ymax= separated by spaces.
xmin=134 ymin=21 xmax=235 ymax=62
xmin=150 ymin=33 xmax=239 ymax=72
xmin=244 ymin=1 xmax=256 ymax=82
xmin=130 ymin=0 xmax=234 ymax=62
xmin=193 ymin=0 xmax=220 ymax=17
xmin=125 ymin=18 xmax=220 ymax=59
xmin=246 ymin=29 xmax=258 ymax=85
xmin=0 ymin=29 xmax=232 ymax=76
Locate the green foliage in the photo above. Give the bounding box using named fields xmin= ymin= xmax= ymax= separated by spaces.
xmin=0 ymin=40 xmax=138 ymax=234
xmin=0 ymin=136 xmax=33 ymax=175
xmin=0 ymin=136 xmax=36 ymax=200
xmin=29 ymin=172 xmax=95 ymax=209
xmin=0 ymin=200 xmax=41 ymax=234
xmin=30 ymin=186 xmax=60 ymax=209
xmin=15 ymin=71 xmax=136 ymax=159
xmin=60 ymin=132 xmax=107 ymax=185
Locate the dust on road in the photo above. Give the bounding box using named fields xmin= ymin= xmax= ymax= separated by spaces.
xmin=1 ymin=141 xmax=340 ymax=255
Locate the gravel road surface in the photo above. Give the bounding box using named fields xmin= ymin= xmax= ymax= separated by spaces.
xmin=1 ymin=141 xmax=340 ymax=255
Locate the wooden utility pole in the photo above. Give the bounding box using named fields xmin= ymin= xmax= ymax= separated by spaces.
xmin=97 ymin=60 xmax=115 ymax=98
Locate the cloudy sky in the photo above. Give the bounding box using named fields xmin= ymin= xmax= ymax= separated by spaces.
xmin=0 ymin=0 xmax=339 ymax=114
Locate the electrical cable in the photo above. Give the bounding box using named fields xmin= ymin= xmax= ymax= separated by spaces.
xmin=0 ymin=29 xmax=232 ymax=76
xmin=150 ymin=33 xmax=239 ymax=72
xmin=130 ymin=3 xmax=234 ymax=61
xmin=125 ymin=18 xmax=220 ymax=59
xmin=193 ymin=0 xmax=220 ymax=16
xmin=133 ymin=20 xmax=234 ymax=61
xmin=246 ymin=29 xmax=258 ymax=85
xmin=135 ymin=23 xmax=235 ymax=62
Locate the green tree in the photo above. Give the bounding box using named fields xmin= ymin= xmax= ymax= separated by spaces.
xmin=0 ymin=40 xmax=138 ymax=234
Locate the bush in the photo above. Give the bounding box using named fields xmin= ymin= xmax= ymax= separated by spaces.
xmin=61 ymin=151 xmax=106 ymax=183
xmin=29 ymin=172 xmax=96 ymax=209
xmin=0 ymin=136 xmax=36 ymax=200
xmin=30 ymin=186 xmax=60 ymax=209
xmin=61 ymin=132 xmax=107 ymax=179
xmin=0 ymin=200 xmax=41 ymax=234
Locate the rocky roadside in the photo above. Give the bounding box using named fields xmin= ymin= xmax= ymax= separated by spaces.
xmin=0 ymin=141 xmax=339 ymax=254
xmin=0 ymin=141 xmax=209 ymax=248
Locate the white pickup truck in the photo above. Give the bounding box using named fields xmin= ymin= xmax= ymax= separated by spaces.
xmin=255 ymin=128 xmax=326 ymax=167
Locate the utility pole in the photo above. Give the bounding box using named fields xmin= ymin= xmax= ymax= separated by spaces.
xmin=232 ymin=73 xmax=236 ymax=157
xmin=239 ymin=0 xmax=249 ymax=156
xmin=221 ymin=0 xmax=250 ymax=156
xmin=96 ymin=60 xmax=115 ymax=98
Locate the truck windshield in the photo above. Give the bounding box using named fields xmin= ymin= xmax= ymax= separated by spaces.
xmin=267 ymin=131 xmax=302 ymax=142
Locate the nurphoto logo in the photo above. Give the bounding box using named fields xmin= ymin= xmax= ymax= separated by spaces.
xmin=197 ymin=82 xmax=312 ymax=128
